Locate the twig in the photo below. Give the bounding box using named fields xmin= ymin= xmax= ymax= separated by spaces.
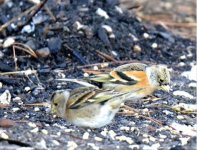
xmin=22 ymin=102 xmax=50 ymax=107
xmin=0 ymin=5 xmax=37 ymax=32
xmin=96 ymin=50 xmax=118 ymax=62
xmin=0 ymin=70 xmax=37 ymax=76
xmin=18 ymin=0 xmax=48 ymax=30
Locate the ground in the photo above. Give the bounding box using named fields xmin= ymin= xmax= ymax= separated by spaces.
xmin=0 ymin=0 xmax=196 ymax=149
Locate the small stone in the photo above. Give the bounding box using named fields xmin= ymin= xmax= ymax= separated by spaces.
xmin=93 ymin=66 xmax=99 ymax=70
xmin=34 ymin=107 xmax=40 ymax=112
xmin=102 ymin=25 xmax=113 ymax=33
xmin=24 ymin=86 xmax=31 ymax=92
xmin=0 ymin=90 xmax=11 ymax=105
xmin=162 ymin=110 xmax=173 ymax=115
xmin=142 ymin=138 xmax=149 ymax=143
xmin=108 ymin=130 xmax=116 ymax=140
xmin=82 ymin=132 xmax=89 ymax=140
xmin=180 ymin=55 xmax=186 ymax=60
xmin=120 ymin=126 xmax=130 ymax=131
xmin=180 ymin=137 xmax=190 ymax=145
xmin=67 ymin=141 xmax=78 ymax=150
xmin=36 ymin=47 xmax=50 ymax=58
xmin=0 ymin=82 xmax=2 ymax=88
xmin=151 ymin=143 xmax=160 ymax=149
xmin=173 ymin=90 xmax=194 ymax=99
xmin=33 ymin=14 xmax=48 ymax=25
xmin=100 ymin=128 xmax=108 ymax=136
xmin=47 ymin=37 xmax=62 ymax=53
xmin=94 ymin=136 xmax=103 ymax=142
xmin=83 ymin=73 xmax=89 ymax=77
xmin=41 ymin=129 xmax=48 ymax=135
xmin=12 ymin=107 xmax=20 ymax=112
xmin=159 ymin=134 xmax=167 ymax=139
xmin=88 ymin=143 xmax=99 ymax=150
xmin=21 ymin=24 xmax=35 ymax=34
xmin=133 ymin=45 xmax=141 ymax=53
xmin=73 ymin=21 xmax=84 ymax=30
xmin=116 ymin=136 xmax=134 ymax=144
xmin=96 ymin=8 xmax=109 ymax=19
xmin=151 ymin=43 xmax=158 ymax=49
xmin=52 ymin=140 xmax=60 ymax=146
xmin=115 ymin=6 xmax=123 ymax=14
xmin=101 ymin=63 xmax=109 ymax=68
xmin=143 ymin=33 xmax=149 ymax=39
xmin=188 ymin=82 xmax=197 ymax=88
xmin=0 ymin=131 xmax=9 ymax=139
xmin=129 ymin=145 xmax=140 ymax=149
xmin=3 ymin=37 xmax=15 ymax=48
xmin=26 ymin=39 xmax=37 ymax=50
xmin=111 ymin=50 xmax=118 ymax=57
xmin=177 ymin=62 xmax=185 ymax=67
xmin=30 ymin=127 xmax=39 ymax=133
xmin=36 ymin=138 xmax=47 ymax=149
xmin=0 ymin=51 xmax=4 ymax=59
xmin=64 ymin=129 xmax=75 ymax=133
xmin=177 ymin=115 xmax=184 ymax=120
xmin=28 ymin=122 xmax=37 ymax=128
xmin=149 ymin=136 xmax=156 ymax=142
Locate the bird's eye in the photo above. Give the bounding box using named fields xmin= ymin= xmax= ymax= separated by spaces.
xmin=54 ymin=103 xmax=58 ymax=106
xmin=159 ymin=79 xmax=164 ymax=82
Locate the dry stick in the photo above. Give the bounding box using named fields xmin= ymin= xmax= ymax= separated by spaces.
xmin=155 ymin=21 xmax=197 ymax=28
xmin=96 ymin=50 xmax=118 ymax=62
xmin=22 ymin=102 xmax=50 ymax=107
xmin=44 ymin=4 xmax=56 ymax=21
xmin=12 ymin=46 xmax=18 ymax=70
xmin=0 ymin=70 xmax=37 ymax=76
xmin=13 ymin=42 xmax=38 ymax=58
xmin=0 ymin=5 xmax=37 ymax=32
xmin=19 ymin=0 xmax=48 ymax=30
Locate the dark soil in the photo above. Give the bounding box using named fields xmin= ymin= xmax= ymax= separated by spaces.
xmin=0 ymin=0 xmax=196 ymax=149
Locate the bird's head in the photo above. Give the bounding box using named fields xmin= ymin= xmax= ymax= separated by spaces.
xmin=51 ymin=90 xmax=70 ymax=118
xmin=146 ymin=65 xmax=171 ymax=92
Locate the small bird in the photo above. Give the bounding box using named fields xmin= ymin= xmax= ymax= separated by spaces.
xmin=57 ymin=63 xmax=171 ymax=100
xmin=51 ymin=87 xmax=141 ymax=128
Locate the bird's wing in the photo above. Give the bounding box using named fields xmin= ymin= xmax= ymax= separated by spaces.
xmin=67 ymin=87 xmax=124 ymax=109
xmin=90 ymin=63 xmax=148 ymax=85
xmin=114 ymin=63 xmax=147 ymax=72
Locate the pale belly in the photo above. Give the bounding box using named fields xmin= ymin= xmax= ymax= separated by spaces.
xmin=69 ymin=105 xmax=118 ymax=128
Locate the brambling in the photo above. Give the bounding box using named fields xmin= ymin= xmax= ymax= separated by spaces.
xmin=57 ymin=63 xmax=171 ymax=100
xmin=51 ymin=87 xmax=141 ymax=128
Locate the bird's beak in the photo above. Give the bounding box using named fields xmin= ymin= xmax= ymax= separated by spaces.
xmin=160 ymin=85 xmax=170 ymax=92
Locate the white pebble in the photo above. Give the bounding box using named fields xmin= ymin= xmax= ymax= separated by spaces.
xmin=94 ymin=136 xmax=103 ymax=141
xmin=0 ymin=90 xmax=11 ymax=105
xmin=82 ymin=132 xmax=89 ymax=140
xmin=102 ymin=25 xmax=113 ymax=33
xmin=100 ymin=128 xmax=108 ymax=136
xmin=28 ymin=122 xmax=37 ymax=128
xmin=3 ymin=37 xmax=15 ymax=48
xmin=93 ymin=66 xmax=99 ymax=70
xmin=96 ymin=8 xmax=109 ymax=19
xmin=159 ymin=134 xmax=167 ymax=139
xmin=120 ymin=126 xmax=130 ymax=131
xmin=41 ymin=129 xmax=48 ymax=135
xmin=24 ymin=86 xmax=31 ymax=92
xmin=12 ymin=107 xmax=20 ymax=112
xmin=73 ymin=21 xmax=84 ymax=30
xmin=83 ymin=73 xmax=89 ymax=77
xmin=34 ymin=107 xmax=40 ymax=112
xmin=108 ymin=130 xmax=116 ymax=140
xmin=149 ymin=136 xmax=156 ymax=142
xmin=151 ymin=143 xmax=160 ymax=149
xmin=52 ymin=140 xmax=60 ymax=146
xmin=100 ymin=63 xmax=109 ymax=68
xmin=133 ymin=45 xmax=142 ymax=53
xmin=188 ymin=82 xmax=197 ymax=88
xmin=129 ymin=145 xmax=140 ymax=149
xmin=181 ymin=64 xmax=197 ymax=81
xmin=67 ymin=141 xmax=78 ymax=150
xmin=0 ymin=131 xmax=9 ymax=139
xmin=173 ymin=90 xmax=194 ymax=99
xmin=180 ymin=137 xmax=190 ymax=145
xmin=36 ymin=138 xmax=47 ymax=149
xmin=177 ymin=62 xmax=185 ymax=67
xmin=162 ymin=110 xmax=173 ymax=115
xmin=142 ymin=138 xmax=149 ymax=143
xmin=109 ymin=33 xmax=115 ymax=39
xmin=177 ymin=115 xmax=184 ymax=120
xmin=143 ymin=33 xmax=149 ymax=39
xmin=64 ymin=129 xmax=75 ymax=133
xmin=179 ymin=55 xmax=186 ymax=60
xmin=30 ymin=127 xmax=39 ymax=133
xmin=151 ymin=43 xmax=158 ymax=49
xmin=115 ymin=6 xmax=123 ymax=14
xmin=21 ymin=24 xmax=35 ymax=34
xmin=88 ymin=143 xmax=99 ymax=150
